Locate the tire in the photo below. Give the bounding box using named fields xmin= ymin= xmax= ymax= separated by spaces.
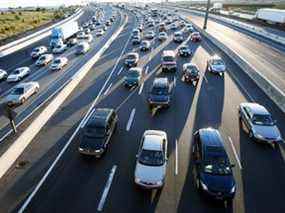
xmin=21 ymin=97 xmax=26 ymax=104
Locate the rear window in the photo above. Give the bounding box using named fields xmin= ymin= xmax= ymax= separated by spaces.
xmin=163 ymin=55 xmax=175 ymax=62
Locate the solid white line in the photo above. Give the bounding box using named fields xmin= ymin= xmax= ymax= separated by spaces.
xmin=117 ymin=67 xmax=123 ymax=75
xmin=97 ymin=165 xmax=117 ymax=212
xmin=126 ymin=108 xmax=136 ymax=131
xmin=138 ymin=82 xmax=144 ymax=95
xmin=174 ymin=76 xmax=177 ymax=87
xmin=145 ymin=66 xmax=149 ymax=75
xmin=104 ymin=83 xmax=112 ymax=96
xmin=228 ymin=137 xmax=242 ymax=169
xmin=175 ymin=139 xmax=178 ymax=175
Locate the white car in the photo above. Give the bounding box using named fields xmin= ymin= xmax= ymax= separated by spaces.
xmin=158 ymin=32 xmax=168 ymax=41
xmin=85 ymin=34 xmax=93 ymax=43
xmin=50 ymin=57 xmax=68 ymax=71
xmin=5 ymin=81 xmax=39 ymax=106
xmin=96 ymin=29 xmax=104 ymax=37
xmin=173 ymin=31 xmax=184 ymax=43
xmin=76 ymin=42 xmax=90 ymax=55
xmin=0 ymin=69 xmax=8 ymax=81
xmin=52 ymin=44 xmax=67 ymax=54
xmin=77 ymin=31 xmax=86 ymax=39
xmin=30 ymin=46 xmax=48 ymax=59
xmin=7 ymin=67 xmax=30 ymax=82
xmin=207 ymin=55 xmax=226 ymax=76
xmin=144 ymin=31 xmax=155 ymax=39
xmin=134 ymin=130 xmax=168 ymax=189
xmin=35 ymin=54 xmax=53 ymax=66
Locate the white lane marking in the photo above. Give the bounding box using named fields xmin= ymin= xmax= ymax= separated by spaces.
xmin=126 ymin=108 xmax=136 ymax=131
xmin=174 ymin=76 xmax=177 ymax=87
xmin=145 ymin=66 xmax=149 ymax=75
xmin=18 ymin=15 xmax=130 ymax=212
xmin=175 ymin=139 xmax=178 ymax=175
xmin=103 ymin=83 xmax=112 ymax=96
xmin=228 ymin=137 xmax=242 ymax=169
xmin=203 ymin=74 xmax=208 ymax=83
xmin=117 ymin=67 xmax=123 ymax=75
xmin=97 ymin=165 xmax=117 ymax=212
xmin=138 ymin=82 xmax=144 ymax=95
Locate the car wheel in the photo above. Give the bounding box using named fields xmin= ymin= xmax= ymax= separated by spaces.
xmin=35 ymin=87 xmax=39 ymax=94
xmin=21 ymin=97 xmax=26 ymax=104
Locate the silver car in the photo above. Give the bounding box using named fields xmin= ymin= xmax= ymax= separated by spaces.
xmin=0 ymin=69 xmax=8 ymax=81
xmin=30 ymin=46 xmax=48 ymax=59
xmin=5 ymin=81 xmax=39 ymax=106
xmin=35 ymin=54 xmax=53 ymax=66
xmin=50 ymin=57 xmax=68 ymax=71
xmin=207 ymin=55 xmax=226 ymax=76
xmin=7 ymin=67 xmax=30 ymax=82
xmin=239 ymin=102 xmax=282 ymax=148
xmin=134 ymin=130 xmax=168 ymax=189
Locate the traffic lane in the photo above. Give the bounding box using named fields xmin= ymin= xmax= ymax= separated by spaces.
xmin=185 ymin=13 xmax=285 ymax=93
xmin=0 ymin=10 xmax=120 ymax=138
xmin=12 ymin=11 xmax=137 ymax=212
xmin=0 ymin=7 xmax=96 ymax=73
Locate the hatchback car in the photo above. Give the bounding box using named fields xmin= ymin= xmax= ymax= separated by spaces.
xmin=78 ymin=108 xmax=118 ymax=157
xmin=7 ymin=67 xmax=30 ymax=82
xmin=148 ymin=78 xmax=171 ymax=108
xmin=36 ymin=54 xmax=53 ymax=66
xmin=50 ymin=57 xmax=68 ymax=71
xmin=5 ymin=81 xmax=39 ymax=106
xmin=124 ymin=67 xmax=142 ymax=88
xmin=178 ymin=45 xmax=192 ymax=57
xmin=134 ymin=130 xmax=168 ymax=189
xmin=140 ymin=40 xmax=151 ymax=51
xmin=125 ymin=53 xmax=139 ymax=67
xmin=239 ymin=103 xmax=282 ymax=148
xmin=192 ymin=128 xmax=236 ymax=202
xmin=207 ymin=55 xmax=226 ymax=76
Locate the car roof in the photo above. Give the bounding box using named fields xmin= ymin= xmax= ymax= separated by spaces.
xmin=129 ymin=67 xmax=142 ymax=72
xmin=87 ymin=108 xmax=113 ymax=127
xmin=242 ymin=103 xmax=269 ymax=115
xmin=199 ymin=128 xmax=224 ymax=149
xmin=153 ymin=77 xmax=168 ymax=87
xmin=143 ymin=134 xmax=163 ymax=151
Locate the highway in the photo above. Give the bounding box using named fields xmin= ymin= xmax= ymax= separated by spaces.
xmin=0 ymin=5 xmax=120 ymax=143
xmin=0 ymin=5 xmax=283 ymax=213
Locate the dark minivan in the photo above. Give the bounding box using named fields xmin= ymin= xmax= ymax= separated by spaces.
xmin=78 ymin=108 xmax=118 ymax=158
xmin=192 ymin=128 xmax=236 ymax=202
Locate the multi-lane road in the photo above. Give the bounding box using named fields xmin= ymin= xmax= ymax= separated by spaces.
xmin=0 ymin=4 xmax=284 ymax=213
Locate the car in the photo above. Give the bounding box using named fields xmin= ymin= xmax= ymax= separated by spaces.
xmin=50 ymin=57 xmax=68 ymax=71
xmin=95 ymin=21 xmax=101 ymax=26
xmin=105 ymin=21 xmax=111 ymax=26
xmin=83 ymin=23 xmax=89 ymax=29
xmin=185 ymin=24 xmax=194 ymax=33
xmin=182 ymin=63 xmax=200 ymax=86
xmin=179 ymin=21 xmax=186 ymax=28
xmin=238 ymin=103 xmax=282 ymax=148
xmin=84 ymin=28 xmax=91 ymax=34
xmin=35 ymin=54 xmax=53 ymax=66
xmin=125 ymin=52 xmax=139 ymax=67
xmin=85 ymin=34 xmax=93 ymax=43
xmin=77 ymin=31 xmax=86 ymax=39
xmin=192 ymin=128 xmax=236 ymax=202
xmin=134 ymin=130 xmax=168 ymax=189
xmin=96 ymin=29 xmax=104 ymax=37
xmin=90 ymin=24 xmax=96 ymax=31
xmin=161 ymin=50 xmax=177 ymax=72
xmin=158 ymin=23 xmax=166 ymax=32
xmin=140 ymin=40 xmax=151 ymax=51
xmin=5 ymin=81 xmax=39 ymax=106
xmin=0 ymin=69 xmax=8 ymax=81
xmin=191 ymin=32 xmax=202 ymax=42
xmin=144 ymin=31 xmax=155 ymax=39
xmin=207 ymin=55 xmax=226 ymax=76
xmin=124 ymin=67 xmax=142 ymax=88
xmin=132 ymin=35 xmax=141 ymax=45
xmin=30 ymin=46 xmax=48 ymax=59
xmin=78 ymin=108 xmax=118 ymax=157
xmin=67 ymin=38 xmax=78 ymax=47
xmin=173 ymin=31 xmax=184 ymax=43
xmin=148 ymin=78 xmax=171 ymax=108
xmin=170 ymin=23 xmax=177 ymax=30
xmin=52 ymin=43 xmax=67 ymax=54
xmin=132 ymin=29 xmax=140 ymax=38
xmin=178 ymin=45 xmax=192 ymax=57
xmin=76 ymin=42 xmax=90 ymax=55
xmin=7 ymin=67 xmax=30 ymax=82
xmin=158 ymin=32 xmax=168 ymax=41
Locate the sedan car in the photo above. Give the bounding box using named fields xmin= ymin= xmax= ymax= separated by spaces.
xmin=158 ymin=32 xmax=168 ymax=41
xmin=78 ymin=108 xmax=118 ymax=157
xmin=125 ymin=52 xmax=139 ymax=67
xmin=173 ymin=31 xmax=184 ymax=43
xmin=170 ymin=23 xmax=177 ymax=30
xmin=144 ymin=31 xmax=155 ymax=40
xmin=96 ymin=29 xmax=104 ymax=37
xmin=35 ymin=54 xmax=53 ymax=66
xmin=7 ymin=67 xmax=30 ymax=82
xmin=50 ymin=57 xmax=68 ymax=71
xmin=239 ymin=102 xmax=282 ymax=148
xmin=52 ymin=44 xmax=67 ymax=54
xmin=132 ymin=35 xmax=141 ymax=45
xmin=140 ymin=40 xmax=151 ymax=51
xmin=124 ymin=67 xmax=142 ymax=88
xmin=182 ymin=63 xmax=200 ymax=86
xmin=67 ymin=38 xmax=78 ymax=47
xmin=0 ymin=69 xmax=8 ymax=81
xmin=5 ymin=81 xmax=39 ymax=106
xmin=207 ymin=55 xmax=226 ymax=76
xmin=30 ymin=46 xmax=48 ymax=59
xmin=178 ymin=45 xmax=192 ymax=57
xmin=134 ymin=130 xmax=168 ymax=189
xmin=191 ymin=32 xmax=202 ymax=42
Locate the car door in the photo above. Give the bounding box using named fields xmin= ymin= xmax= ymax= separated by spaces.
xmin=242 ymin=107 xmax=252 ymax=131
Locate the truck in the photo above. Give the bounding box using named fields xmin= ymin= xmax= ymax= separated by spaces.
xmin=210 ymin=3 xmax=223 ymax=12
xmin=256 ymin=8 xmax=285 ymax=24
xmin=50 ymin=21 xmax=79 ymax=48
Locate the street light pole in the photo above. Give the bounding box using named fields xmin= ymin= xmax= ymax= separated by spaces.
xmin=203 ymin=0 xmax=211 ymax=30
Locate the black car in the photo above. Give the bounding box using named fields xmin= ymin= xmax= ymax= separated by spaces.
xmin=148 ymin=78 xmax=171 ymax=108
xmin=78 ymin=108 xmax=118 ymax=158
xmin=125 ymin=53 xmax=139 ymax=67
xmin=178 ymin=45 xmax=192 ymax=57
xmin=192 ymin=128 xmax=236 ymax=202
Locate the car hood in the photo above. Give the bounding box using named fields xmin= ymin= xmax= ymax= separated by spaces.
xmin=201 ymin=173 xmax=235 ymax=192
xmin=253 ymin=125 xmax=281 ymax=140
xmin=211 ymin=65 xmax=226 ymax=71
xmin=149 ymin=94 xmax=169 ymax=102
xmin=135 ymin=162 xmax=166 ymax=182
xmin=5 ymin=94 xmax=21 ymax=102
xmin=79 ymin=136 xmax=105 ymax=150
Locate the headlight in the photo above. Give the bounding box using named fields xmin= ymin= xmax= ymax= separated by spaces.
xmin=200 ymin=181 xmax=208 ymax=191
xmin=230 ymin=185 xmax=236 ymax=193
xmin=255 ymin=134 xmax=264 ymax=139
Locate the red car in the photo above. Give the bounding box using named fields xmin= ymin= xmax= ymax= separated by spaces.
xmin=191 ymin=32 xmax=202 ymax=42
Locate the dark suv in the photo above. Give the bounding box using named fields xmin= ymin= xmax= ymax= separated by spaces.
xmin=148 ymin=78 xmax=171 ymax=108
xmin=192 ymin=128 xmax=236 ymax=202
xmin=78 ymin=108 xmax=118 ymax=158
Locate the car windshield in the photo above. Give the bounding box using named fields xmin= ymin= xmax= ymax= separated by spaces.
xmin=252 ymin=114 xmax=274 ymax=126
xmin=212 ymin=59 xmax=224 ymax=66
xmin=12 ymin=70 xmax=21 ymax=75
xmin=151 ymin=86 xmax=168 ymax=95
xmin=84 ymin=126 xmax=106 ymax=138
xmin=163 ymin=56 xmax=174 ymax=62
xmin=127 ymin=71 xmax=140 ymax=77
xmin=139 ymin=149 xmax=164 ymax=166
xmin=11 ymin=87 xmax=24 ymax=95
xmin=180 ymin=46 xmax=188 ymax=50
xmin=54 ymin=59 xmax=61 ymax=64
xmin=127 ymin=54 xmax=137 ymax=60
xmin=204 ymin=155 xmax=232 ymax=175
xmin=186 ymin=66 xmax=199 ymax=75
